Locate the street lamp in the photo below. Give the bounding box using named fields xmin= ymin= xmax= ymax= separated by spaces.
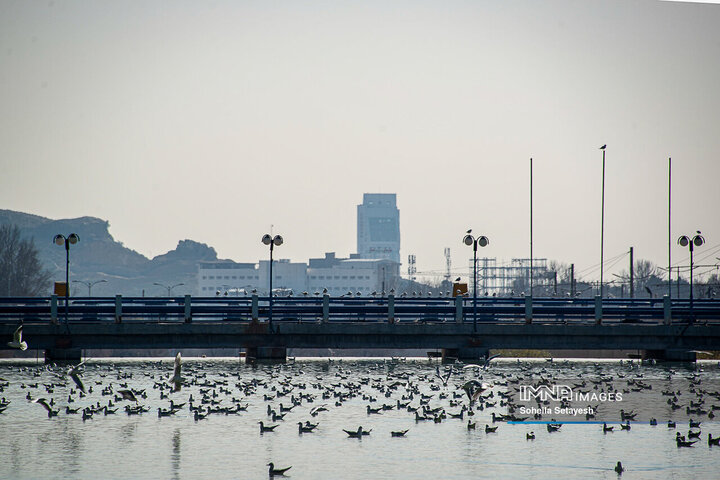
xmin=463 ymin=231 xmax=489 ymax=332
xmin=262 ymin=233 xmax=283 ymax=328
xmin=599 ymin=144 xmax=607 ymax=298
xmin=72 ymin=279 xmax=107 ymax=296
xmin=153 ymin=282 xmax=185 ymax=297
xmin=678 ymin=231 xmax=705 ymax=314
xmin=54 ymin=233 xmax=80 ymax=323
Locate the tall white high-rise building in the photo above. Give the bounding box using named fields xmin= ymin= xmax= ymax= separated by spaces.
xmin=356 ymin=193 xmax=400 ymax=264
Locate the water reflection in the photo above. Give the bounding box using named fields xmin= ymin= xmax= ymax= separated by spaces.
xmin=171 ymin=428 xmax=181 ymax=480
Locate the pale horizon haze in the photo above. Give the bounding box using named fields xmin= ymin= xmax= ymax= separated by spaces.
xmin=2 ymin=0 xmax=719 ymax=284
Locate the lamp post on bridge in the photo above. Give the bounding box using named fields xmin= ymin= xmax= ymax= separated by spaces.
xmin=463 ymin=231 xmax=489 ymax=332
xmin=54 ymin=233 xmax=80 ymax=324
xmin=678 ymin=231 xmax=704 ymax=317
xmin=262 ymin=233 xmax=283 ymax=330
xmin=153 ymin=282 xmax=185 ymax=297
xmin=72 ymin=279 xmax=107 ymax=297
xmin=599 ymin=144 xmax=607 ymax=298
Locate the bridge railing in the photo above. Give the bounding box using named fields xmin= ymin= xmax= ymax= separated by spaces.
xmin=0 ymin=295 xmax=718 ymax=325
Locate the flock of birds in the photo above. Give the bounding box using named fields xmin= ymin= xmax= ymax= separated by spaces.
xmin=2 ymin=334 xmax=720 ymax=477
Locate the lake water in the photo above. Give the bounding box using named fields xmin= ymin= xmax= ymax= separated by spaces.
xmin=0 ymin=357 xmax=718 ymax=479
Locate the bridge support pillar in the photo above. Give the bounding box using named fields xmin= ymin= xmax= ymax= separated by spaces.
xmin=387 ymin=294 xmax=395 ymax=323
xmin=525 ymin=295 xmax=532 ymax=324
xmin=663 ymin=295 xmax=672 ymax=325
xmin=643 ymin=349 xmax=697 ymax=362
xmin=44 ymin=348 xmax=82 ymax=363
xmin=251 ymin=294 xmax=259 ymax=322
xmin=245 ymin=346 xmax=287 ymax=362
xmin=455 ymin=297 xmax=463 ymax=324
xmin=115 ymin=295 xmax=122 ymax=323
xmin=441 ymin=347 xmax=489 ymax=362
xmin=322 ymin=294 xmax=329 ymax=323
xmin=50 ymin=295 xmax=58 ymax=325
xmin=184 ymin=295 xmax=192 ymax=323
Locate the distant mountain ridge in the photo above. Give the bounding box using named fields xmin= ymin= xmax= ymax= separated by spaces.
xmin=0 ymin=209 xmax=217 ymax=296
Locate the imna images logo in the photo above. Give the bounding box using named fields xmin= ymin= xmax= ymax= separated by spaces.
xmin=519 ymin=385 xmax=573 ymax=402
xmin=518 ymin=384 xmax=623 ymax=403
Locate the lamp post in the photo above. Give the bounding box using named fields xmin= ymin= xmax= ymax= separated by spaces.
xmin=599 ymin=144 xmax=607 ymax=297
xmin=153 ymin=282 xmax=185 ymax=297
xmin=72 ymin=279 xmax=107 ymax=297
xmin=678 ymin=231 xmax=705 ymax=315
xmin=262 ymin=233 xmax=283 ymax=328
xmin=463 ymin=231 xmax=489 ymax=332
xmin=54 ymin=233 xmax=80 ymax=323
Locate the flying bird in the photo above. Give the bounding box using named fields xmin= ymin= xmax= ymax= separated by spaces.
xmin=8 ymin=325 xmax=27 ymax=350
xmin=168 ymin=353 xmax=182 ymax=392
xmin=117 ymin=389 xmax=138 ymax=403
xmin=33 ymin=398 xmax=59 ymax=418
xmin=68 ymin=361 xmax=86 ymax=393
xmin=435 ymin=366 xmax=452 ymax=386
xmin=461 ymin=380 xmax=491 ymax=402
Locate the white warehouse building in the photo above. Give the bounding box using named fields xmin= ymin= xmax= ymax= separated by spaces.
xmin=197 ymin=252 xmax=399 ymax=296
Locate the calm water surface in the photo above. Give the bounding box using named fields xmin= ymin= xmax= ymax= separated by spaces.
xmin=0 ymin=357 xmax=718 ymax=479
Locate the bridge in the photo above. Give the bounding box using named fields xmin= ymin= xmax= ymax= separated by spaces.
xmin=1 ymin=295 xmax=719 ymax=362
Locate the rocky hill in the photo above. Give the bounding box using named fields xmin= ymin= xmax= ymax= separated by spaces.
xmin=0 ymin=209 xmax=218 ymax=297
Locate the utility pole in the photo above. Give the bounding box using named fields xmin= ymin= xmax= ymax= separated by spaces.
xmin=570 ymin=264 xmax=575 ymax=297
xmin=553 ymin=271 xmax=557 ymax=296
xmin=629 ymin=246 xmax=634 ymax=299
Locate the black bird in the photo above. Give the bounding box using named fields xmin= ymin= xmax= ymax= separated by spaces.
xmin=600 ymin=144 xmax=606 ymax=150
xmin=259 ymin=421 xmax=278 ymax=433
xmin=267 ymin=462 xmax=292 ymax=477
xmin=615 ymin=461 xmax=624 ymax=475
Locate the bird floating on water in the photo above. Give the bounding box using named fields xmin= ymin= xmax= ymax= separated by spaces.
xmin=267 ymin=462 xmax=292 ymax=477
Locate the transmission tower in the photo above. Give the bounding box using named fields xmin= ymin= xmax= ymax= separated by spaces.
xmin=408 ymin=254 xmax=417 ymax=281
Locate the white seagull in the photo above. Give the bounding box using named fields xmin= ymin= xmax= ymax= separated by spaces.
xmin=68 ymin=360 xmax=86 ymax=393
xmin=168 ymin=353 xmax=183 ymax=392
xmin=8 ymin=325 xmax=27 ymax=350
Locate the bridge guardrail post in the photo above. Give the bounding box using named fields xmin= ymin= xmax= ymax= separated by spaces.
xmin=115 ymin=295 xmax=122 ymax=323
xmin=663 ymin=295 xmax=671 ymax=325
xmin=455 ymin=296 xmax=463 ymax=324
xmin=252 ymin=294 xmax=259 ymax=322
xmin=322 ymin=294 xmax=329 ymax=323
xmin=387 ymin=294 xmax=395 ymax=324
xmin=525 ymin=295 xmax=532 ymax=324
xmin=595 ymin=295 xmax=602 ymax=325
xmin=50 ymin=295 xmax=58 ymax=324
xmin=184 ymin=295 xmax=191 ymax=323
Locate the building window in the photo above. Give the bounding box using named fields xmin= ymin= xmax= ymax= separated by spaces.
xmin=209 ymin=276 xmax=215 ymax=280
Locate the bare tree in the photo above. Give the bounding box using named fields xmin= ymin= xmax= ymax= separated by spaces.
xmin=0 ymin=225 xmax=51 ymax=296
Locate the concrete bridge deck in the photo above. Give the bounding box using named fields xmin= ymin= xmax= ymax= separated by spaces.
xmin=1 ymin=295 xmax=719 ymax=361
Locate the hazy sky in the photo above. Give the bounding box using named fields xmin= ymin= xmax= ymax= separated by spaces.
xmin=2 ymin=0 xmax=719 ymax=284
